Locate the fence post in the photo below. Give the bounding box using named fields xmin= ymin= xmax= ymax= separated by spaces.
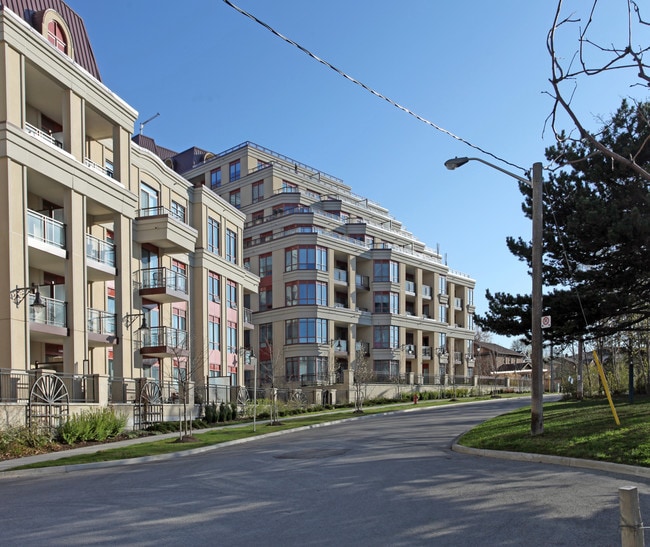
xmin=620 ymin=486 xmax=644 ymax=547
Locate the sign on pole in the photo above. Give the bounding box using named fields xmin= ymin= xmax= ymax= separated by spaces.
xmin=541 ymin=315 xmax=551 ymax=329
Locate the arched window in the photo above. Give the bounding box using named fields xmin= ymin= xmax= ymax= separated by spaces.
xmin=47 ymin=20 xmax=67 ymax=53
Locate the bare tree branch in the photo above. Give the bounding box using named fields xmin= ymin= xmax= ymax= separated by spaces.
xmin=547 ymin=0 xmax=650 ymax=180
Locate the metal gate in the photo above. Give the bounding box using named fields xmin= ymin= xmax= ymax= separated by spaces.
xmin=134 ymin=379 xmax=163 ymax=429
xmin=27 ymin=373 xmax=70 ymax=435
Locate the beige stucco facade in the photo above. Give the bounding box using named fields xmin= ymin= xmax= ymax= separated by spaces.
xmin=0 ymin=3 xmax=258 ymax=422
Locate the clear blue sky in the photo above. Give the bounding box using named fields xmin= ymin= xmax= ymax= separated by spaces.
xmin=66 ymin=0 xmax=642 ymax=348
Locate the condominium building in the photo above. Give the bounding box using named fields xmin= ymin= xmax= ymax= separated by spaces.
xmin=152 ymin=141 xmax=477 ymax=400
xmin=0 ymin=0 xmax=257 ymax=424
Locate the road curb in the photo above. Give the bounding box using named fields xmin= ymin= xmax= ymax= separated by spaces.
xmin=451 ymin=441 xmax=650 ymax=480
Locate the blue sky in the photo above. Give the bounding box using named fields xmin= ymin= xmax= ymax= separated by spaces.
xmin=66 ymin=1 xmax=643 ymax=348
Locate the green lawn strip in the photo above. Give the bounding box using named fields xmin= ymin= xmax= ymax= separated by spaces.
xmin=458 ymin=395 xmax=650 ymax=467
xmin=7 ymin=395 xmax=510 ymax=471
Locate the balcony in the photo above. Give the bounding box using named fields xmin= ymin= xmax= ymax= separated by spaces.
xmin=334 ymin=268 xmax=348 ymax=283
xmin=133 ymin=206 xmax=197 ymax=253
xmin=402 ymin=344 xmax=416 ymax=358
xmin=25 ymin=122 xmax=63 ymax=149
xmin=86 ymin=234 xmax=116 ymax=281
xmin=140 ymin=327 xmax=188 ymax=358
xmin=135 ymin=267 xmax=189 ymax=304
xmin=29 ymin=294 xmax=67 ymax=342
xmin=27 ymin=209 xmax=66 ymax=275
xmin=87 ymin=308 xmax=117 ymax=347
xmin=421 ymin=346 xmax=432 ymax=360
xmin=355 ymin=274 xmax=370 ymax=290
xmin=243 ymin=307 xmax=254 ymax=330
xmin=422 ymin=285 xmax=432 ymax=299
xmin=84 ymin=158 xmax=113 ymax=179
xmin=405 ymin=281 xmax=416 ymax=295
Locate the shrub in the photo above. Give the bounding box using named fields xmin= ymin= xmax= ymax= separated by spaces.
xmin=0 ymin=425 xmax=53 ymax=457
xmin=58 ymin=408 xmax=127 ymax=445
xmin=230 ymin=402 xmax=237 ymax=420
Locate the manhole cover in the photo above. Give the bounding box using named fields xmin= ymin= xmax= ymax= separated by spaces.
xmin=274 ymin=448 xmax=349 ymax=460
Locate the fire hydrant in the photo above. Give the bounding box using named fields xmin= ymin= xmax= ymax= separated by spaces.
xmin=413 ymin=393 xmax=419 ymax=405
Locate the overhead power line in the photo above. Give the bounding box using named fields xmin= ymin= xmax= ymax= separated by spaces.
xmin=222 ymin=0 xmax=528 ymax=175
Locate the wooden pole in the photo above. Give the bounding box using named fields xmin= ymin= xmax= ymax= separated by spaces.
xmin=619 ymin=486 xmax=644 ymax=547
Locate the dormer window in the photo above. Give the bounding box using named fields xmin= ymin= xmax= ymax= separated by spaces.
xmin=47 ymin=20 xmax=67 ymax=53
xmin=34 ymin=10 xmax=74 ymax=60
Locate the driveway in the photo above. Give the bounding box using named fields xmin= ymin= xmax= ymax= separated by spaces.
xmin=2 ymin=397 xmax=647 ymax=546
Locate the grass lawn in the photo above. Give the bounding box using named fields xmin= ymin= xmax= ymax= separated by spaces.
xmin=458 ymin=394 xmax=650 ymax=467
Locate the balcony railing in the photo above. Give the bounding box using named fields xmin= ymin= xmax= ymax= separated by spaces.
xmin=27 ymin=209 xmax=66 ymax=249
xmin=334 ymin=268 xmax=348 ymax=282
xmin=25 ymin=122 xmax=63 ymax=148
xmin=405 ymin=281 xmax=416 ymax=293
xmin=142 ymin=327 xmax=188 ymax=350
xmin=87 ymin=308 xmax=116 ymax=335
xmin=86 ymin=234 xmax=115 ymax=267
xmin=84 ymin=158 xmax=113 ymax=178
xmin=137 ymin=267 xmax=188 ymax=293
xmin=29 ymin=294 xmax=67 ymax=328
xmin=243 ymin=307 xmax=253 ymax=324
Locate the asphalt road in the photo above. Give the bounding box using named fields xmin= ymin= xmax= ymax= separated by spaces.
xmin=2 ymin=397 xmax=648 ymax=546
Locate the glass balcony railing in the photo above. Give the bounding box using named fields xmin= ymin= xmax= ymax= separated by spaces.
xmin=86 ymin=234 xmax=115 ymax=267
xmin=29 ymin=294 xmax=66 ymax=328
xmin=142 ymin=327 xmax=188 ymax=349
xmin=27 ymin=209 xmax=65 ymax=249
xmin=87 ymin=308 xmax=116 ymax=335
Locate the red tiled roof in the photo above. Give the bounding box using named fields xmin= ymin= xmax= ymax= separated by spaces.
xmin=1 ymin=0 xmax=100 ymax=80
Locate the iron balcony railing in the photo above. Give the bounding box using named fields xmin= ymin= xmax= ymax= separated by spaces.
xmin=136 ymin=267 xmax=188 ymax=294
xmin=141 ymin=327 xmax=188 ymax=350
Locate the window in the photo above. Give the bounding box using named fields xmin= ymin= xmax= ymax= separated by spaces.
xmin=373 ymin=292 xmax=399 ymax=313
xmin=259 ymin=323 xmax=272 ymax=347
xmin=105 ymin=160 xmax=114 ymax=178
xmin=170 ymin=201 xmax=186 ymax=223
xmin=373 ymin=360 xmax=399 ymax=381
xmin=438 ymin=333 xmax=447 ymax=350
xmin=229 ymin=190 xmax=241 ymax=208
xmin=285 ymin=318 xmax=328 ymax=345
xmin=226 ymin=280 xmax=237 ymax=309
xmin=171 ymin=260 xmax=187 ymax=292
xmin=467 ymin=288 xmax=474 ymax=305
xmin=140 ymin=182 xmax=159 ymax=214
xmin=172 ymin=307 xmax=187 ymax=334
xmin=208 ymin=271 xmax=220 ymax=302
xmin=259 ymin=253 xmax=272 ymax=277
xmin=373 ymin=260 xmax=399 ymax=282
xmin=285 ymin=356 xmax=328 ymax=383
xmin=373 ymin=325 xmax=399 ymax=349
xmin=252 ymin=180 xmax=264 ymax=203
xmin=227 ymin=321 xmax=237 ymax=353
xmin=282 ymin=180 xmax=298 ymax=193
xmin=208 ymin=217 xmax=220 ymax=254
xmin=252 ymin=210 xmax=264 ymax=224
xmin=259 ymin=287 xmax=272 ymax=310
xmin=47 ymin=20 xmax=67 ymax=53
xmin=229 ymin=160 xmax=241 ymax=182
xmin=439 ymin=276 xmax=447 ymax=296
xmin=226 ymin=229 xmax=237 ymax=263
xmin=285 ymin=245 xmax=327 ymax=272
xmin=467 ymin=314 xmax=475 ymax=330
xmin=439 ymin=305 xmax=448 ymax=323
xmin=210 ymin=168 xmax=221 ymax=188
xmin=209 ymin=316 xmax=220 ymax=350
xmin=286 ymin=281 xmax=327 ymax=306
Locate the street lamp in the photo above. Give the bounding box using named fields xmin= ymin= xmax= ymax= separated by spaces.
xmin=444 ymin=156 xmax=544 ymax=435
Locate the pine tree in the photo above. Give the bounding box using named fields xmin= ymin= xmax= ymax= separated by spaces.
xmin=477 ymin=100 xmax=650 ymax=343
